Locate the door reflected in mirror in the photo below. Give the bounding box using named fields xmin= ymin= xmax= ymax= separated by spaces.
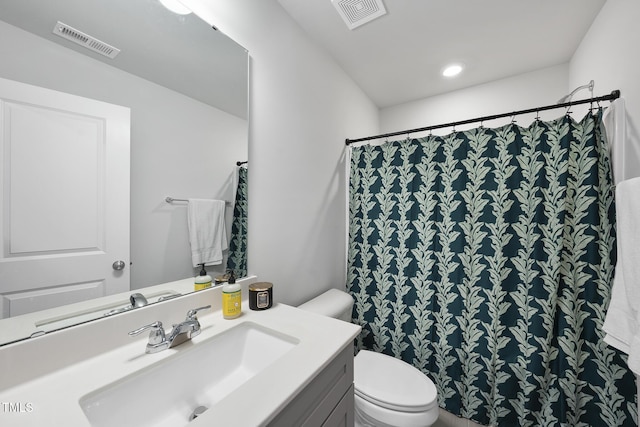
xmin=0 ymin=0 xmax=249 ymax=345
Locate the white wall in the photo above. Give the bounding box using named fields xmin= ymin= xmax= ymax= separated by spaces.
xmin=570 ymin=0 xmax=640 ymax=117
xmin=129 ymin=85 xmax=247 ymax=288
xmin=0 ymin=21 xmax=247 ymax=289
xmin=569 ymin=0 xmax=640 ymax=179
xmin=182 ymin=0 xmax=379 ymax=305
xmin=380 ymin=64 xmax=570 ymax=138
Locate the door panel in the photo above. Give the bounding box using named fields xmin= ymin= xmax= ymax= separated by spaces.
xmin=9 ymin=102 xmax=103 ymax=253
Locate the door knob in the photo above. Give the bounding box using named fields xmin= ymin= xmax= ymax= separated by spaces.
xmin=112 ymin=260 xmax=126 ymax=271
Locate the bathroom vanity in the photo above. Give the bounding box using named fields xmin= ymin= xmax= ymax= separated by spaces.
xmin=0 ymin=280 xmax=361 ymax=426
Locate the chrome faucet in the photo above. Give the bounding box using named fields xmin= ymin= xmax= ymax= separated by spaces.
xmin=103 ymin=292 xmax=150 ymax=316
xmin=130 ymin=292 xmax=149 ymax=308
xmin=128 ymin=305 xmax=211 ymax=353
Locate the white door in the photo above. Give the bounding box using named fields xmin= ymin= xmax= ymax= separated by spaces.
xmin=0 ymin=77 xmax=130 ymax=318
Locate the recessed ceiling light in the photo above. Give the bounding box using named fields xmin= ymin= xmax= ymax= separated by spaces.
xmin=159 ymin=0 xmax=191 ymax=15
xmin=442 ymin=64 xmax=463 ymax=77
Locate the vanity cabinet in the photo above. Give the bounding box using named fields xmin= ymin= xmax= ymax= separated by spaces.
xmin=268 ymin=345 xmax=354 ymax=426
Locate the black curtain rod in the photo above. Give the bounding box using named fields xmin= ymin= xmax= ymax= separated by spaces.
xmin=345 ymin=90 xmax=621 ymax=145
xmin=236 ymin=160 xmax=248 ymax=166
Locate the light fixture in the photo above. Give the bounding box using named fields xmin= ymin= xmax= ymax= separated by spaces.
xmin=159 ymin=0 xmax=191 ymax=15
xmin=442 ymin=64 xmax=463 ymax=78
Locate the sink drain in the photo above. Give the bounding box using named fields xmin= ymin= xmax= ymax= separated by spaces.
xmin=189 ymin=406 xmax=208 ymax=421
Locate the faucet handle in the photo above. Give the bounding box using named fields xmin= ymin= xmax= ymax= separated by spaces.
xmin=186 ymin=305 xmax=211 ymax=320
xmin=128 ymin=321 xmax=166 ymax=346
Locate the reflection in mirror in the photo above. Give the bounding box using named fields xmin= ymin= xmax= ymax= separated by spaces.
xmin=0 ymin=0 xmax=249 ymax=345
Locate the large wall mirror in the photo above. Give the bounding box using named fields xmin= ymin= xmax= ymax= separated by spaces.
xmin=0 ymin=0 xmax=249 ymax=345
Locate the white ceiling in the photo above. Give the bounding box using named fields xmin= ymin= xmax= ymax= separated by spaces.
xmin=277 ymin=0 xmax=607 ymax=109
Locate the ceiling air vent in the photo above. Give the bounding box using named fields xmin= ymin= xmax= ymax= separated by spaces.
xmin=331 ymin=0 xmax=387 ymax=30
xmin=52 ymin=21 xmax=121 ymax=59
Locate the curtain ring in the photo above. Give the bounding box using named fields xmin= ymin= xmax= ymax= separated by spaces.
xmin=535 ymin=109 xmax=540 ymax=121
xmin=591 ymin=99 xmax=603 ymax=117
xmin=510 ymin=114 xmax=517 ymax=124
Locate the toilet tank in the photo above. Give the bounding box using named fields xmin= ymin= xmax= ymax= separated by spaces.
xmin=297 ymin=289 xmax=354 ymax=322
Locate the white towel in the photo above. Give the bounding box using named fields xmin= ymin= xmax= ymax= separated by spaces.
xmin=187 ymin=199 xmax=227 ymax=267
xmin=602 ymin=98 xmax=640 ymax=356
xmin=601 ymin=98 xmax=640 ymax=415
xmin=603 ymin=178 xmax=640 ymax=373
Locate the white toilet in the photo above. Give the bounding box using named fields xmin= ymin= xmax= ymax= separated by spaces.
xmin=298 ymin=289 xmax=439 ymax=427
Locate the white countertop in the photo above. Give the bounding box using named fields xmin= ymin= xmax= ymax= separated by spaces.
xmin=0 ymin=289 xmax=361 ymax=426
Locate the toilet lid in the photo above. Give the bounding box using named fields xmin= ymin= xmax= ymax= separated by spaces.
xmin=354 ymin=350 xmax=437 ymax=413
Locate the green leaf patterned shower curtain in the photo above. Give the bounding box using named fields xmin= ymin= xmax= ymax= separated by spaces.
xmin=226 ymin=166 xmax=248 ymax=277
xmin=347 ymin=111 xmax=637 ymax=426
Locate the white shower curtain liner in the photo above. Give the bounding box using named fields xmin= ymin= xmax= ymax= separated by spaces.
xmin=605 ymin=98 xmax=640 ymax=183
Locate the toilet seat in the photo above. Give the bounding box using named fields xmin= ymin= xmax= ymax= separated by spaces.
xmin=354 ymin=350 xmax=437 ymax=413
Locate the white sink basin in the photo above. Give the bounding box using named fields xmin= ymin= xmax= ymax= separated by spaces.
xmin=79 ymin=321 xmax=298 ymax=427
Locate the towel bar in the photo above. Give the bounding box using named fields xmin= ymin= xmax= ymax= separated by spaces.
xmin=165 ymin=197 xmax=231 ymax=204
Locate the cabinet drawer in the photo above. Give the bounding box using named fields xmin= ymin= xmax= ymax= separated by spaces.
xmin=322 ymin=384 xmax=354 ymax=427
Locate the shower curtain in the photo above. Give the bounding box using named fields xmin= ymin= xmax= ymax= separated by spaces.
xmin=226 ymin=166 xmax=248 ymax=277
xmin=347 ymin=110 xmax=637 ymax=426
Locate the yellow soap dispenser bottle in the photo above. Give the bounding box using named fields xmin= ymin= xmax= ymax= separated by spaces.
xmin=222 ymin=270 xmax=241 ymax=319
